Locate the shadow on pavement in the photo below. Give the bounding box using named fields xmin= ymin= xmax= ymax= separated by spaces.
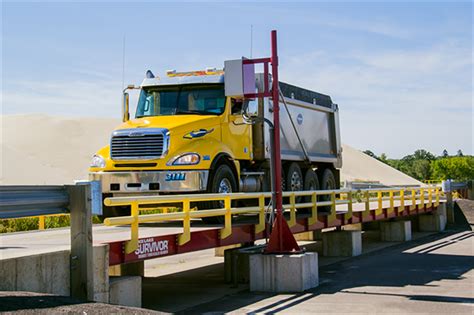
xmin=176 ymin=229 xmax=473 ymax=314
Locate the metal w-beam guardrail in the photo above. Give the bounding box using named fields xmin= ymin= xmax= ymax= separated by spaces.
xmin=0 ymin=186 xmax=70 ymax=219
xmin=0 ymin=182 xmax=101 ymax=300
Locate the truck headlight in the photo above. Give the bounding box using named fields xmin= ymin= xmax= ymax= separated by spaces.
xmin=90 ymin=155 xmax=106 ymax=168
xmin=168 ymin=153 xmax=200 ymax=166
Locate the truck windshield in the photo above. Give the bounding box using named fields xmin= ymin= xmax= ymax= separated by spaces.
xmin=136 ymin=84 xmax=226 ymax=117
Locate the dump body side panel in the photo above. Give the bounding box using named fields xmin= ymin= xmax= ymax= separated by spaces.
xmin=253 ymin=74 xmax=342 ymax=167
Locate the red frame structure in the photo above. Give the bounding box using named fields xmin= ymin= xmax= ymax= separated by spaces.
xmin=107 ymin=203 xmax=438 ymax=266
xmin=241 ymin=30 xmax=301 ymax=254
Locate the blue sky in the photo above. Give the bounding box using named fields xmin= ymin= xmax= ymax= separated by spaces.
xmin=2 ymin=1 xmax=472 ymax=158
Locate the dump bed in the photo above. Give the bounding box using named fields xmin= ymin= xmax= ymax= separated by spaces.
xmin=253 ymin=74 xmax=342 ymax=168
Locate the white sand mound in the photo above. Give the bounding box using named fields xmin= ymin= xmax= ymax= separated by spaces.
xmin=1 ymin=114 xmax=119 ymax=185
xmin=340 ymin=144 xmax=422 ymax=186
xmin=1 ymin=114 xmax=422 ymax=186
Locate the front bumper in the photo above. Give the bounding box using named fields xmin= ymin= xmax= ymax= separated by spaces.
xmin=90 ymin=170 xmax=209 ymax=194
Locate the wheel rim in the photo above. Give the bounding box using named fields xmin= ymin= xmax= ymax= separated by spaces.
xmin=290 ymin=171 xmax=302 ymax=191
xmin=218 ymin=178 xmax=232 ymax=194
xmin=218 ymin=178 xmax=232 ymax=208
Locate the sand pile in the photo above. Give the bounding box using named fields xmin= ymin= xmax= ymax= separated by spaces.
xmin=1 ymin=114 xmax=422 ymax=186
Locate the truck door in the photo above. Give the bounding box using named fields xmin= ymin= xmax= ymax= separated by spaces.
xmin=221 ymin=98 xmax=253 ymax=160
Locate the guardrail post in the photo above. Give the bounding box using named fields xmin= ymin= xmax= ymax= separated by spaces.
xmin=377 ymin=191 xmax=383 ymax=216
xmin=256 ymin=195 xmax=266 ymax=233
xmin=399 ymin=189 xmax=405 ymax=214
xmin=125 ymin=203 xmax=139 ymax=254
xmin=308 ymin=192 xmax=318 ymax=225
xmin=410 ymin=189 xmax=416 ymax=211
xmin=221 ymin=196 xmax=232 ymax=239
xmin=446 ymin=190 xmax=454 ymax=224
xmin=67 ymin=183 xmax=94 ymax=301
xmin=389 ymin=190 xmax=394 ymax=214
xmin=38 ymin=216 xmax=46 ymax=230
xmin=178 ymin=199 xmax=191 ymax=245
xmin=288 ymin=193 xmax=296 ymax=227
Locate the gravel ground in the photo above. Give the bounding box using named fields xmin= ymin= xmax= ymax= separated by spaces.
xmin=0 ymin=291 xmax=163 ymax=314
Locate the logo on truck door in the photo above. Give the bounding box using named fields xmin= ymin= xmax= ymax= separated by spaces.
xmin=297 ymin=113 xmax=303 ymax=125
xmin=183 ymin=128 xmax=214 ymax=139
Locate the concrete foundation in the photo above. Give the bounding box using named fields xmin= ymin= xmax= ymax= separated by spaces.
xmin=109 ymin=276 xmax=142 ymax=308
xmin=0 ymin=245 xmax=110 ymax=302
xmin=323 ymin=230 xmax=362 ymax=257
xmin=380 ymin=220 xmax=412 ymax=242
xmin=294 ymin=230 xmax=324 ymax=241
xmin=249 ymin=252 xmax=318 ymax=292
xmin=342 ymin=223 xmax=363 ymax=231
xmin=215 ymin=243 xmax=241 ymax=257
xmin=224 ymin=245 xmax=265 ymax=284
xmin=0 ymin=250 xmax=70 ymax=296
xmin=93 ymin=245 xmax=109 ymax=303
xmin=419 ymin=213 xmax=446 ymax=232
xmin=109 ymin=261 xmax=144 ymax=277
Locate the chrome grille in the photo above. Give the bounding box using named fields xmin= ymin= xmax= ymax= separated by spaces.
xmin=110 ymin=129 xmax=167 ymax=160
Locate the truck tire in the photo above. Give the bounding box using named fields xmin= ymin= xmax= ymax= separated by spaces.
xmin=319 ymin=168 xmax=336 ymax=214
xmin=284 ymin=162 xmax=304 ymax=207
xmin=201 ymin=164 xmax=237 ymax=224
xmin=300 ymin=169 xmax=319 ymax=214
xmin=286 ymin=163 xmax=303 ymax=192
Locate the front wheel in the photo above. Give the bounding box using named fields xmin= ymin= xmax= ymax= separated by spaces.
xmin=200 ymin=164 xmax=237 ymax=224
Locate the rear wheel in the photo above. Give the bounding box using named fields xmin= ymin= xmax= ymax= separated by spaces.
xmin=300 ymin=169 xmax=319 ymax=214
xmin=284 ymin=162 xmax=304 ymax=208
xmin=200 ymin=164 xmax=237 ymax=224
xmin=319 ymin=168 xmax=336 ymax=214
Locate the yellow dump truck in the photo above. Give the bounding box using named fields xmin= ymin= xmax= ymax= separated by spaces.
xmin=90 ymin=67 xmax=342 ymax=218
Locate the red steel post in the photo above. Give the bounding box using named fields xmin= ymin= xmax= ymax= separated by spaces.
xmin=264 ymin=30 xmax=301 ymax=254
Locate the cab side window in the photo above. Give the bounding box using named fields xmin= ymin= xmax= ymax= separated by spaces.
xmin=231 ymin=98 xmax=243 ymax=115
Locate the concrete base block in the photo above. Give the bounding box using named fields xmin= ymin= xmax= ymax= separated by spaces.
xmin=249 ymin=252 xmax=318 ymax=292
xmin=419 ymin=213 xmax=446 ymax=232
xmin=342 ymin=223 xmax=362 ymax=231
xmin=109 ymin=276 xmax=142 ymax=307
xmin=436 ymin=203 xmax=447 ymax=217
xmin=93 ymin=245 xmax=109 ymax=303
xmin=224 ymin=246 xmax=265 ymax=284
xmin=380 ymin=221 xmax=412 ymax=242
xmin=294 ymin=230 xmax=323 ymax=241
xmin=215 ymin=243 xmax=241 ymax=257
xmin=109 ymin=261 xmax=144 ymax=277
xmin=323 ymin=231 xmax=362 ymax=257
xmin=0 ymin=250 xmax=70 ymax=296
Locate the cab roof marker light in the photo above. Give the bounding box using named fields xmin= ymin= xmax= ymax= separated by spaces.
xmin=146 ymin=70 xmax=155 ymax=78
xmin=166 ymin=70 xmax=176 ymax=76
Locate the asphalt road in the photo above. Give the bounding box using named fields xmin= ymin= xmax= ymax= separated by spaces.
xmin=177 ymin=229 xmax=474 ymax=314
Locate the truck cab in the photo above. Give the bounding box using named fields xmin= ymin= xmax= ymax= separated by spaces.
xmin=90 ymin=70 xmax=253 ymax=201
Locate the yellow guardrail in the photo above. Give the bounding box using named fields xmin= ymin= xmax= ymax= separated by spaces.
xmin=104 ymin=187 xmax=441 ymax=254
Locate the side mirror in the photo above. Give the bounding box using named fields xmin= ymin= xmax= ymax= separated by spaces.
xmin=122 ymin=92 xmax=130 ymax=122
xmin=244 ymin=99 xmax=258 ymax=117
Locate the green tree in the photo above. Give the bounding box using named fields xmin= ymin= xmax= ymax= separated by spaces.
xmin=431 ymin=156 xmax=474 ymax=181
xmin=442 ymin=149 xmax=449 ymax=158
xmin=412 ymin=159 xmax=431 ymax=180
xmin=413 ymin=149 xmax=435 ymax=161
xmin=457 ymin=149 xmax=464 ymax=157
